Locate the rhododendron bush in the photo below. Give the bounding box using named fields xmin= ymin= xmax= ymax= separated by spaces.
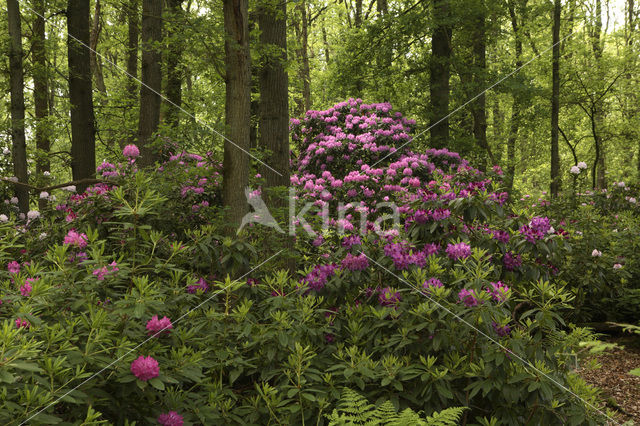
xmin=0 ymin=100 xmax=613 ymax=424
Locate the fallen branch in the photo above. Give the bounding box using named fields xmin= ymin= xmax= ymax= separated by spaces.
xmin=0 ymin=177 xmax=117 ymax=192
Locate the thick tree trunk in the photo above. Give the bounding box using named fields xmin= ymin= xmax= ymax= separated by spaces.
xmin=165 ymin=0 xmax=184 ymax=129
xmin=68 ymin=0 xmax=96 ymax=191
xmin=90 ymin=0 xmax=107 ymax=93
xmin=7 ymin=0 xmax=29 ymax=213
xmin=126 ymin=0 xmax=139 ymax=146
xmin=33 ymin=0 xmax=51 ymax=199
xmin=138 ymin=0 xmax=163 ymax=166
xmin=258 ymin=0 xmax=290 ymax=192
xmin=429 ymin=0 xmax=451 ymax=149
xmin=550 ymin=0 xmax=561 ymax=197
xmin=222 ymin=0 xmax=251 ymax=228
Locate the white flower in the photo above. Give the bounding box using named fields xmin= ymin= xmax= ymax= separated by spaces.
xmin=8 ymin=176 xmax=18 ymax=182
xmin=18 ymin=213 xmax=25 ymax=220
xmin=0 ymin=214 xmax=8 ymax=222
xmin=630 ymin=198 xmax=637 ymax=204
xmin=592 ymin=249 xmax=602 ymax=257
xmin=613 ymin=263 xmax=623 ymax=270
xmin=39 ymin=232 xmax=47 ymax=240
xmin=618 ymin=181 xmax=626 ymax=188
xmin=547 ymin=226 xmax=555 ymax=234
xmin=27 ymin=210 xmax=40 ymax=220
xmin=2 ymin=148 xmax=10 ymax=155
xmin=570 ymin=166 xmax=581 ymax=174
xmin=10 ymin=197 xmax=18 ymax=204
xmin=43 ymin=171 xmax=51 ymax=177
xmin=577 ymin=161 xmax=587 ymax=169
xmin=3 ymin=200 xmax=9 ymax=205
xmin=62 ymin=185 xmax=76 ymax=192
xmin=39 ymin=191 xmax=49 ymax=200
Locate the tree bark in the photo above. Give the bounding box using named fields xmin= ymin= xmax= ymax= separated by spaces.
xmin=377 ymin=0 xmax=388 ymax=16
xmin=550 ymin=0 xmax=561 ymax=197
xmin=258 ymin=0 xmax=290 ymax=192
xmin=222 ymin=0 xmax=251 ymax=228
xmin=295 ymin=0 xmax=311 ymax=114
xmin=165 ymin=0 xmax=184 ymax=129
xmin=90 ymin=0 xmax=107 ymax=93
xmin=7 ymin=0 xmax=29 ymax=213
xmin=429 ymin=0 xmax=452 ymax=149
xmin=471 ymin=0 xmax=494 ymax=168
xmin=138 ymin=0 xmax=163 ymax=166
xmin=126 ymin=0 xmax=139 ymax=146
xmin=68 ymin=0 xmax=97 ymax=192
xmin=354 ymin=0 xmax=363 ymax=27
xmin=592 ymin=0 xmax=606 ymax=189
xmin=33 ymin=0 xmax=51 ymax=204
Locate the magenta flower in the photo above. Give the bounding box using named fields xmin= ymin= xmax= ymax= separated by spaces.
xmin=492 ymin=321 xmax=511 ymax=337
xmin=146 ymin=315 xmax=173 ymax=336
xmin=157 ymin=411 xmax=184 ymax=426
xmin=378 ymin=287 xmax=401 ymax=307
xmin=340 ymin=253 xmax=369 ymax=271
xmin=422 ymin=278 xmax=443 ymax=293
xmin=187 ymin=277 xmax=209 ymax=294
xmin=446 ymin=242 xmax=471 ymax=260
xmin=20 ymin=281 xmax=33 ymax=297
xmin=15 ymin=318 xmax=30 ymax=329
xmin=458 ymin=288 xmax=481 ymax=307
xmin=131 ymin=355 xmax=159 ymax=381
xmin=503 ymin=252 xmax=522 ymax=271
xmin=7 ymin=261 xmax=20 ymax=274
xmin=486 ymin=281 xmax=510 ymax=302
xmin=123 ymin=144 xmax=140 ymax=158
xmin=63 ymin=229 xmax=88 ymax=249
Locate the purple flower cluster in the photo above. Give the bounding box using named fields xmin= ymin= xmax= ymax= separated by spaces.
xmin=519 ymin=216 xmax=552 ymax=244
xmin=303 ymin=263 xmax=338 ymax=291
xmin=458 ymin=288 xmax=482 ymax=307
xmin=446 ymin=242 xmax=472 ymax=261
xmin=486 ymin=281 xmax=510 ymax=302
xmin=378 ymin=287 xmax=401 ymax=307
xmin=146 ymin=315 xmax=173 ymax=336
xmin=422 ymin=278 xmax=443 ymax=293
xmin=157 ymin=411 xmax=184 ymax=426
xmin=492 ymin=321 xmax=511 ymax=337
xmin=341 ymin=253 xmax=369 ymax=271
xmin=503 ymin=252 xmax=522 ymax=271
xmin=383 ymin=242 xmax=435 ymax=270
xmin=187 ymin=277 xmax=209 ymax=294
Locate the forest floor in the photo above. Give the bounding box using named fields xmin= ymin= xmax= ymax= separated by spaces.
xmin=577 ymin=336 xmax=640 ymax=424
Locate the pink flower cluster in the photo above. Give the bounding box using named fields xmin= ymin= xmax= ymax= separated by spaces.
xmin=92 ymin=262 xmax=119 ymax=281
xmin=341 ymin=253 xmax=369 ymax=271
xmin=130 ymin=355 xmax=159 ymax=381
xmin=63 ymin=229 xmax=88 ymax=249
xmin=7 ymin=261 xmax=20 ymax=274
xmin=146 ymin=315 xmax=173 ymax=336
xmin=446 ymin=242 xmax=472 ymax=261
xmin=157 ymin=411 xmax=183 ymax=426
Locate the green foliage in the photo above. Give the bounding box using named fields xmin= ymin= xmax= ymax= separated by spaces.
xmin=326 ymin=387 xmax=465 ymax=426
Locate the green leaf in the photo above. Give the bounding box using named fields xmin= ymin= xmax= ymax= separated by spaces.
xmin=149 ymin=377 xmax=165 ymax=390
xmin=9 ymin=362 xmax=43 ymax=373
xmin=629 ymin=368 xmax=640 ymax=377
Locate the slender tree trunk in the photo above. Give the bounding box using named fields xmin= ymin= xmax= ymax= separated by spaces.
xmin=7 ymin=0 xmax=29 ymax=213
xmin=471 ymin=0 xmax=494 ymax=168
xmin=68 ymin=0 xmax=96 ymax=191
xmin=550 ymin=0 xmax=561 ymax=196
xmin=377 ymin=0 xmax=388 ymax=15
xmin=126 ymin=0 xmax=139 ymax=146
xmin=90 ymin=0 xmax=107 ymax=93
xmin=258 ymin=0 xmax=290 ymax=191
xmin=33 ymin=0 xmax=51 ymax=204
xmin=138 ymin=0 xmax=163 ymax=166
xmin=165 ymin=0 xmax=184 ymax=129
xmin=506 ymin=0 xmax=525 ymax=192
xmin=429 ymin=0 xmax=451 ymax=149
xmin=222 ymin=0 xmax=251 ymax=228
xmin=299 ymin=1 xmax=311 ymax=112
xmin=592 ymin=0 xmax=606 ymax=189
xmin=354 ymin=0 xmax=363 ymax=28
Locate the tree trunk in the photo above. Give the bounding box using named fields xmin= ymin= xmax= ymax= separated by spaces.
xmin=68 ymin=0 xmax=97 ymax=192
xmin=429 ymin=0 xmax=451 ymax=149
xmin=90 ymin=0 xmax=107 ymax=93
xmin=377 ymin=0 xmax=388 ymax=16
xmin=471 ymin=0 xmax=494 ymax=168
xmin=7 ymin=0 xmax=29 ymax=213
xmin=550 ymin=0 xmax=561 ymax=197
xmin=258 ymin=0 xmax=290 ymax=191
xmin=126 ymin=0 xmax=139 ymax=146
xmin=592 ymin=0 xmax=606 ymax=189
xmin=505 ymin=0 xmax=524 ymax=192
xmin=222 ymin=0 xmax=251 ymax=229
xmin=33 ymin=0 xmax=51 ymax=205
xmin=165 ymin=0 xmax=184 ymax=129
xmin=138 ymin=0 xmax=163 ymax=166
xmin=292 ymin=0 xmax=311 ymax=115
